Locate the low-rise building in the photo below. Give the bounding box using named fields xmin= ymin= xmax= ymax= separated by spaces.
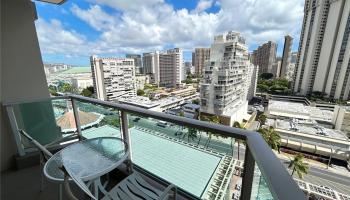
xmin=183 ymin=103 xmax=200 ymax=119
xmin=334 ymin=106 xmax=350 ymax=135
xmin=44 ymin=63 xmax=72 ymax=77
xmin=135 ymin=75 xmax=150 ymax=90
xmin=268 ymin=100 xmax=334 ymax=123
xmin=266 ymin=118 xmax=350 ymax=161
xmin=71 ymin=77 xmax=93 ymax=91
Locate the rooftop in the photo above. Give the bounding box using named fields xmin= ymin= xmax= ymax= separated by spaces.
xmin=118 ymin=96 xmax=160 ymax=109
xmin=267 ymin=119 xmax=349 ymax=140
xmin=268 ymin=100 xmax=334 ymax=122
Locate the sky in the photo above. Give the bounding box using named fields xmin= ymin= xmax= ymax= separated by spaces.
xmin=35 ymin=0 xmax=305 ymax=66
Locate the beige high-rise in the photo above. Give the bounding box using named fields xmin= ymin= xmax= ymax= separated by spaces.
xmin=251 ymin=41 xmax=277 ymax=75
xmin=293 ymin=0 xmax=350 ymax=100
xmin=193 ymin=48 xmax=210 ymax=75
xmin=142 ymin=48 xmax=183 ymax=87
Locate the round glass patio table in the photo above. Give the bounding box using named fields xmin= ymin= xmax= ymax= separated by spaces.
xmin=44 ymin=137 xmax=129 ymax=182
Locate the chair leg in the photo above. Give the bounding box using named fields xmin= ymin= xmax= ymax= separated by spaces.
xmin=40 ymin=157 xmax=45 ymax=192
xmin=40 ymin=171 xmax=45 ymax=192
xmin=59 ymin=184 xmax=63 ymax=200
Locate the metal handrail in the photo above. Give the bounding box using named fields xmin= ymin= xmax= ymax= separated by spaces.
xmin=68 ymin=95 xmax=306 ymax=200
xmin=4 ymin=94 xmax=306 ymax=200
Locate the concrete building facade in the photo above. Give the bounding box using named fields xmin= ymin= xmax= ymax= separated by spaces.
xmin=143 ymin=49 xmax=183 ymax=88
xmin=193 ymin=48 xmax=210 ymax=76
xmin=272 ymin=59 xmax=282 ymax=78
xmin=135 ymin=75 xmax=150 ymax=90
xmin=184 ymin=62 xmax=194 ymax=75
xmin=90 ymin=56 xmax=136 ymax=101
xmin=200 ymin=31 xmax=253 ymax=125
xmin=251 ymin=41 xmax=277 ymax=75
xmin=293 ymin=0 xmax=350 ymax=100
xmin=71 ymin=77 xmax=93 ymax=91
xmin=280 ymin=35 xmax=294 ymax=78
xmin=126 ymin=54 xmax=142 ymax=75
xmin=158 ymin=48 xmax=183 ymax=87
xmin=247 ymin=65 xmax=259 ymax=101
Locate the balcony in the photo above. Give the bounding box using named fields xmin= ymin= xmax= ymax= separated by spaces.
xmin=2 ymin=95 xmax=305 ymax=200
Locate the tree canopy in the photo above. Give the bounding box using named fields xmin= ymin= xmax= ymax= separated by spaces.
xmin=288 ymin=153 xmax=309 ymax=179
xmin=258 ymin=126 xmax=281 ymax=152
xmin=137 ymin=89 xmax=145 ymax=96
xmin=81 ymin=86 xmax=94 ymax=97
xmin=257 ymin=78 xmax=291 ymax=95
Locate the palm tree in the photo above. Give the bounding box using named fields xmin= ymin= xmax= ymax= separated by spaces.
xmin=233 ymin=121 xmax=245 ymax=160
xmin=288 ymin=154 xmax=309 ymax=179
xmin=258 ymin=126 xmax=281 ymax=153
xmin=199 ymin=114 xmax=220 ymax=148
xmin=257 ymin=114 xmax=267 ymax=125
xmin=184 ymin=127 xmax=197 ymax=143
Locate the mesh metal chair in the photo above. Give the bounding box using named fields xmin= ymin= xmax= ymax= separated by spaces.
xmin=60 ymin=164 xmax=177 ymax=200
xmin=19 ymin=129 xmax=64 ymax=200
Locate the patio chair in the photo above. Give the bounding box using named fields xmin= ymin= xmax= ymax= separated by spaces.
xmin=19 ymin=129 xmax=64 ymax=200
xmin=60 ymin=165 xmax=178 ymax=200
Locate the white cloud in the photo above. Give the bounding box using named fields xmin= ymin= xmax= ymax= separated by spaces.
xmin=35 ymin=19 xmax=87 ymax=55
xmin=192 ymin=0 xmax=214 ymax=13
xmin=37 ymin=0 xmax=304 ymax=60
xmin=71 ymin=4 xmax=117 ymax=31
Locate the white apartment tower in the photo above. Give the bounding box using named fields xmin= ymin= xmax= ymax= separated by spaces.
xmin=247 ymin=65 xmax=259 ymax=101
xmin=293 ymin=0 xmax=350 ymax=100
xmin=200 ymin=31 xmax=253 ymax=125
xmin=90 ymin=55 xmax=136 ymax=101
xmin=143 ymin=52 xmax=160 ymax=84
xmin=142 ymin=48 xmax=183 ymax=87
xmin=159 ymin=48 xmax=183 ymax=87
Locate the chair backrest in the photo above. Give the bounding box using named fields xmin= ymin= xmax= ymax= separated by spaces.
xmin=61 ymin=164 xmax=97 ymax=200
xmin=16 ymin=101 xmax=63 ymax=145
xmin=19 ymin=129 xmax=53 ymax=159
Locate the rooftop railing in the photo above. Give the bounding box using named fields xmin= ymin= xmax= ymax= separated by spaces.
xmin=4 ymin=95 xmax=306 ymax=200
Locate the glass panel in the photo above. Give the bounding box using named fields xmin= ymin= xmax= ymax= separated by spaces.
xmin=75 ymin=100 xmax=121 ymax=139
xmin=127 ymin=113 xmax=237 ymax=199
xmin=251 ymin=163 xmax=274 ymax=200
xmin=12 ymin=99 xmax=74 ymax=148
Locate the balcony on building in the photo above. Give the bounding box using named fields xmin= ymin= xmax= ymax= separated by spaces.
xmin=1 ymin=0 xmax=305 ymax=200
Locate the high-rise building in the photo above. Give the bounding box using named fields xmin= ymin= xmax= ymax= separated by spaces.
xmin=158 ymin=48 xmax=183 ymax=87
xmin=200 ymin=31 xmax=254 ymax=125
xmin=192 ymin=52 xmax=195 ymax=72
xmin=272 ymin=58 xmax=282 ymax=78
xmin=193 ymin=48 xmax=210 ymax=75
xmin=142 ymin=48 xmax=183 ymax=87
xmin=280 ymin=35 xmax=293 ymax=78
xmin=251 ymin=41 xmax=277 ymax=75
xmin=293 ymin=0 xmax=350 ymax=100
xmin=184 ymin=62 xmax=194 ymax=75
xmin=126 ymin=54 xmax=142 ymax=75
xmin=142 ymin=52 xmax=160 ymax=84
xmin=247 ymin=65 xmax=259 ymax=101
xmin=291 ymin=52 xmax=298 ymax=63
xmin=284 ymin=52 xmax=298 ymax=81
xmin=90 ymin=55 xmax=136 ymax=101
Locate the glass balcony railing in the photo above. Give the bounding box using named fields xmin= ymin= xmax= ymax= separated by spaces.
xmin=3 ymin=95 xmax=306 ymax=200
xmin=5 ymin=98 xmax=78 ymax=154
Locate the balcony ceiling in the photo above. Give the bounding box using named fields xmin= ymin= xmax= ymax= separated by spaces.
xmin=35 ymin=0 xmax=67 ymax=5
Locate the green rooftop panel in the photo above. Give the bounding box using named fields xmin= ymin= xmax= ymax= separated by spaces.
xmin=82 ymin=125 xmax=222 ymax=198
